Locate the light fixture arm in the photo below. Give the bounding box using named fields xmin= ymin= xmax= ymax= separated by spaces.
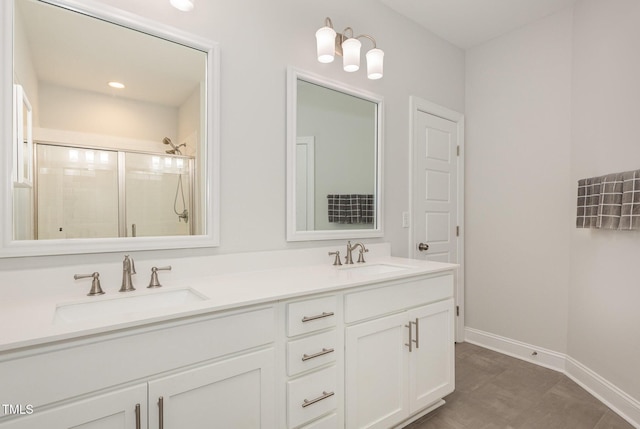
xmin=355 ymin=34 xmax=377 ymax=49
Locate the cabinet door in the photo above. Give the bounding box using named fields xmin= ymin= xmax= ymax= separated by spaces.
xmin=148 ymin=348 xmax=275 ymax=429
xmin=345 ymin=313 xmax=409 ymax=429
xmin=0 ymin=384 xmax=146 ymax=429
xmin=408 ymin=298 xmax=455 ymax=412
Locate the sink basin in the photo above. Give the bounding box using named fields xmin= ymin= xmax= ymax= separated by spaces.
xmin=53 ymin=288 xmax=207 ymax=325
xmin=338 ymin=263 xmax=409 ymax=275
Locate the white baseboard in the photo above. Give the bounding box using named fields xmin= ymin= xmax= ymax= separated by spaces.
xmin=464 ymin=327 xmax=640 ymax=429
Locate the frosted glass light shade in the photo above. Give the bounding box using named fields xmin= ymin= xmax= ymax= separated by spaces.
xmin=170 ymin=0 xmax=194 ymax=11
xmin=366 ymin=48 xmax=384 ymax=80
xmin=342 ymin=38 xmax=361 ymax=72
xmin=316 ymin=26 xmax=337 ymax=63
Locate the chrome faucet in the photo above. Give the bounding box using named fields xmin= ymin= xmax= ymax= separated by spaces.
xmin=120 ymin=255 xmax=136 ymax=292
xmin=345 ymin=241 xmax=369 ymax=264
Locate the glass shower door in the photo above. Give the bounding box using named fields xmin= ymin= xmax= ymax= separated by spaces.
xmin=36 ymin=144 xmax=119 ymax=239
xmin=124 ymin=153 xmax=191 ymax=237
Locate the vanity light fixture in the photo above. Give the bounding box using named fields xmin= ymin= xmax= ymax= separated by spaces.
xmin=170 ymin=0 xmax=194 ymax=12
xmin=108 ymin=81 xmax=125 ymax=89
xmin=315 ymin=17 xmax=384 ymax=80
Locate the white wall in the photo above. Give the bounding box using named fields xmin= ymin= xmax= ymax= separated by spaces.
xmin=0 ymin=0 xmax=464 ymax=271
xmin=569 ymin=0 xmax=640 ymax=401
xmin=465 ymin=8 xmax=573 ymax=353
xmin=38 ymin=82 xmax=178 ymax=143
xmin=466 ymin=0 xmax=640 ymax=412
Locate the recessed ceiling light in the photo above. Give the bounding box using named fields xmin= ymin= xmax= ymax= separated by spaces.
xmin=108 ymin=81 xmax=125 ymax=89
xmin=170 ymin=0 xmax=194 ymax=12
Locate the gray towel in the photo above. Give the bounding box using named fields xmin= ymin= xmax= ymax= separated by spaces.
xmin=327 ymin=194 xmax=375 ymax=224
xmin=596 ymin=173 xmax=623 ymax=229
xmin=620 ymin=170 xmax=640 ymax=230
xmin=577 ymin=169 xmax=640 ymax=230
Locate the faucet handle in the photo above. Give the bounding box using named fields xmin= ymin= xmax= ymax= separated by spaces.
xmin=148 ymin=266 xmax=172 ymax=288
xmin=357 ymin=247 xmax=369 ymax=263
xmin=74 ymin=272 xmax=105 ymax=296
xmin=328 ymin=251 xmax=342 ymax=266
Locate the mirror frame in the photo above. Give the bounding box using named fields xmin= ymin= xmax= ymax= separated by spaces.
xmin=286 ymin=67 xmax=384 ymax=241
xmin=0 ymin=0 xmax=220 ymax=257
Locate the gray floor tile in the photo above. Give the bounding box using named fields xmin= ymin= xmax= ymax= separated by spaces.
xmin=403 ymin=343 xmax=635 ymax=429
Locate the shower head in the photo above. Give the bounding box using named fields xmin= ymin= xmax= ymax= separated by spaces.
xmin=162 ymin=137 xmax=186 ymax=155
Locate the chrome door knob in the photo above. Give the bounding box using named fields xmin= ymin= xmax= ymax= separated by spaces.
xmin=418 ymin=243 xmax=429 ymax=251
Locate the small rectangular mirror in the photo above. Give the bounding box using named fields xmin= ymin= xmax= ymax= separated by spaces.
xmin=286 ymin=68 xmax=384 ymax=241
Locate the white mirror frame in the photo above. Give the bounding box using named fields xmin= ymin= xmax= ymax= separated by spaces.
xmin=0 ymin=0 xmax=220 ymax=257
xmin=286 ymin=67 xmax=384 ymax=241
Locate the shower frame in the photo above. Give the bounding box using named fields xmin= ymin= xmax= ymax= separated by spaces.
xmin=33 ymin=141 xmax=195 ymax=239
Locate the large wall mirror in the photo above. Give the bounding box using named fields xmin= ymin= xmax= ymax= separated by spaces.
xmin=0 ymin=0 xmax=220 ymax=256
xmin=286 ymin=68 xmax=383 ymax=241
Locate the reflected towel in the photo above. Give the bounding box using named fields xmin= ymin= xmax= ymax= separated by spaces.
xmin=327 ymin=194 xmax=374 ymax=224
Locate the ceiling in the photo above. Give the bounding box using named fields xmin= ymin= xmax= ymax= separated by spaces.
xmin=378 ymin=0 xmax=578 ymax=49
xmin=16 ymin=0 xmax=205 ymax=107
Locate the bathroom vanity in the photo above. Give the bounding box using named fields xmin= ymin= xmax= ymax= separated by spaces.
xmin=0 ymin=248 xmax=456 ymax=429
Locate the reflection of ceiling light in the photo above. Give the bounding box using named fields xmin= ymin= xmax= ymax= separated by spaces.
xmin=170 ymin=0 xmax=194 ymax=11
xmin=108 ymin=81 xmax=125 ymax=89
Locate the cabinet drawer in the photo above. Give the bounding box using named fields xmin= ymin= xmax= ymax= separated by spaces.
xmin=301 ymin=413 xmax=338 ymax=429
xmin=287 ymin=366 xmax=337 ymax=428
xmin=344 ymin=274 xmax=453 ymax=323
xmin=287 ymin=296 xmax=337 ymax=337
xmin=287 ymin=330 xmax=337 ymax=376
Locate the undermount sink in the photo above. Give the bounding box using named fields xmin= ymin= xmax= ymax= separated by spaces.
xmin=53 ymin=288 xmax=207 ymax=325
xmin=338 ymin=263 xmax=409 ymax=275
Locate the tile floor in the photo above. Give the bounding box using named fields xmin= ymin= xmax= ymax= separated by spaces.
xmin=405 ymin=342 xmax=635 ymax=429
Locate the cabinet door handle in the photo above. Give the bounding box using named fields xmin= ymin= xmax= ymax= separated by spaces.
xmin=158 ymin=396 xmax=164 ymax=429
xmin=302 ymin=347 xmax=335 ymax=361
xmin=405 ymin=322 xmax=413 ymax=352
xmin=302 ymin=391 xmax=335 ymax=408
xmin=301 ymin=311 xmax=334 ymax=323
xmin=135 ymin=403 xmax=141 ymax=429
xmin=413 ymin=318 xmax=420 ymax=349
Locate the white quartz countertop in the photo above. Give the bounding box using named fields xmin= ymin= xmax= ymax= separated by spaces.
xmin=0 ymin=255 xmax=457 ymax=353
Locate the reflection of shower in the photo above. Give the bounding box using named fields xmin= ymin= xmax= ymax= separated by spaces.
xmin=174 ymin=175 xmax=189 ymax=223
xmin=163 ymin=137 xmax=186 ymax=155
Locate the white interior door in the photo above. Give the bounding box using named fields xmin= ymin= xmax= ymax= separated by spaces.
xmin=410 ymin=97 xmax=464 ymax=342
xmin=295 ymin=137 xmax=315 ymax=231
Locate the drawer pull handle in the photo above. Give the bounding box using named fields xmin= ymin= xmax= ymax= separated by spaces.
xmin=158 ymin=396 xmax=164 ymax=429
xmin=413 ymin=318 xmax=420 ymax=349
xmin=135 ymin=403 xmax=141 ymax=429
xmin=405 ymin=321 xmax=413 ymax=352
xmin=302 ymin=391 xmax=335 ymax=408
xmin=302 ymin=347 xmax=335 ymax=361
xmin=301 ymin=311 xmax=334 ymax=323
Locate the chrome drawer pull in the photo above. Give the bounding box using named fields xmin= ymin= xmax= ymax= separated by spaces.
xmin=302 ymin=347 xmax=335 ymax=361
xmin=413 ymin=318 xmax=420 ymax=349
xmin=135 ymin=403 xmax=141 ymax=429
xmin=302 ymin=391 xmax=335 ymax=408
xmin=301 ymin=311 xmax=334 ymax=323
xmin=405 ymin=321 xmax=413 ymax=352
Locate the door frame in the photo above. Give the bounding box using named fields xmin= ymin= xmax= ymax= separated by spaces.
xmin=409 ymin=96 xmax=465 ymax=342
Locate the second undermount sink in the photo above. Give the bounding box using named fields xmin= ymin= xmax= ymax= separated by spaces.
xmin=338 ymin=263 xmax=410 ymax=275
xmin=53 ymin=288 xmax=207 ymax=325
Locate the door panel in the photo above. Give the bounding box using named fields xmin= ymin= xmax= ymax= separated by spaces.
xmin=345 ymin=313 xmax=409 ymax=429
xmin=408 ymin=299 xmax=455 ymax=412
xmin=413 ymin=111 xmax=457 ymax=263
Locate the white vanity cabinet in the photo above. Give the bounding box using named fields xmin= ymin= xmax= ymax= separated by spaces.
xmin=284 ymin=295 xmax=342 ymax=429
xmin=0 ymin=306 xmax=276 ymax=429
xmin=344 ymin=274 xmax=455 ymax=429
xmin=0 ymin=384 xmax=147 ymax=429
